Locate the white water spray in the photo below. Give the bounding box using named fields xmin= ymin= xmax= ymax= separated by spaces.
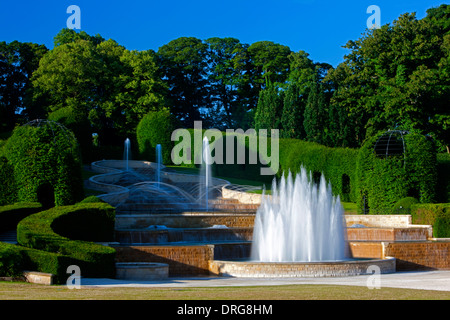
xmin=251 ymin=167 xmax=347 ymax=262
xmin=124 ymin=138 xmax=131 ymax=171
xmin=201 ymin=137 xmax=212 ymax=211
xmin=156 ymin=144 xmax=162 ymax=188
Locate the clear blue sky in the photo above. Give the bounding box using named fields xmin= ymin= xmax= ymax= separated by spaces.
xmin=0 ymin=0 xmax=447 ymax=67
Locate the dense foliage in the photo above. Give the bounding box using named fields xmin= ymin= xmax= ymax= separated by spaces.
xmin=411 ymin=203 xmax=450 ymax=237
xmin=2 ymin=121 xmax=84 ymax=207
xmin=1 ymin=5 xmax=448 ymax=154
xmin=136 ymin=108 xmax=176 ymax=164
xmin=16 ymin=201 xmax=116 ymax=282
xmin=356 ymin=131 xmax=437 ymax=214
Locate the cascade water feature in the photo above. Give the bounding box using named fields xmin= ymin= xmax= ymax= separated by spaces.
xmin=124 ymin=138 xmax=131 ymax=171
xmin=251 ymin=167 xmax=347 ymax=262
xmin=156 ymin=144 xmax=162 ymax=188
xmin=201 ymin=137 xmax=212 ymax=211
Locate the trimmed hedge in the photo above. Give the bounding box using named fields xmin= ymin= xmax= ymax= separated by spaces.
xmin=0 ymin=202 xmax=42 ymax=232
xmin=392 ymin=197 xmax=419 ymax=214
xmin=172 ymin=128 xmax=359 ymax=200
xmin=411 ymin=203 xmax=450 ymax=238
xmin=16 ymin=202 xmax=116 ymax=282
xmin=136 ymin=108 xmax=176 ymax=164
xmin=0 ymin=242 xmax=71 ymax=283
xmin=2 ymin=120 xmax=84 ymax=207
xmin=277 ymin=138 xmax=358 ymax=202
xmin=356 ymin=132 xmax=438 ymax=214
xmin=437 ymin=153 xmax=450 ymax=203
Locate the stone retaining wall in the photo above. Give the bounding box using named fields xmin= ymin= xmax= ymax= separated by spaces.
xmin=349 ymin=241 xmax=450 ymax=270
xmin=114 ymin=245 xmax=215 ymax=276
xmin=115 ymin=213 xmax=256 ymax=229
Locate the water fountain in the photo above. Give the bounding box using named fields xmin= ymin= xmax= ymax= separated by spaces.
xmin=90 ymin=143 xmax=396 ymax=278
xmin=124 ymin=138 xmax=131 ymax=171
xmin=251 ymin=168 xmax=346 ymax=262
xmin=209 ymin=168 xmax=396 ymax=277
xmin=156 ymin=144 xmax=162 ymax=188
xmin=201 ymin=137 xmax=212 ymax=211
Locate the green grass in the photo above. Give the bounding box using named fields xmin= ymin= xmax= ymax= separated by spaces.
xmin=0 ymin=281 xmax=448 ymax=300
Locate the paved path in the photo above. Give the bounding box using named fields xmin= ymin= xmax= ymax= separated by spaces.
xmin=81 ymin=270 xmax=450 ymax=292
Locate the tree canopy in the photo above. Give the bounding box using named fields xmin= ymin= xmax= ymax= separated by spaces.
xmin=0 ymin=4 xmax=448 ymax=154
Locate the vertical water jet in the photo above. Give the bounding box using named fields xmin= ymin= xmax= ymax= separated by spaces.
xmin=251 ymin=167 xmax=347 ymax=262
xmin=124 ymin=138 xmax=131 ymax=171
xmin=202 ymin=137 xmax=212 ymax=211
xmin=156 ymin=144 xmax=162 ymax=188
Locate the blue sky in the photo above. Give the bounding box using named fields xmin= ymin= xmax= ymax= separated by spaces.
xmin=0 ymin=0 xmax=447 ymax=67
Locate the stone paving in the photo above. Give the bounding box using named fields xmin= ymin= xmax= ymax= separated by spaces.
xmin=80 ymin=270 xmax=450 ymax=292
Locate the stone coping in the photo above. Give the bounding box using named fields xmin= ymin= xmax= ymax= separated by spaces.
xmin=209 ymin=257 xmax=396 ymax=278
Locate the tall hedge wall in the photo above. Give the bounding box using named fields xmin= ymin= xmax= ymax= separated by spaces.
xmin=171 ymin=128 xmax=358 ymax=201
xmin=356 ymin=131 xmax=437 ymax=214
xmin=1 ymin=120 xmax=84 ymax=207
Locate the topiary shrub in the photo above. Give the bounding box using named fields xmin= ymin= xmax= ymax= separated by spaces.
xmin=16 ymin=202 xmax=116 ymax=280
xmin=356 ymin=131 xmax=438 ymax=214
xmin=0 ymin=202 xmax=43 ymax=232
xmin=48 ymin=107 xmax=93 ymax=162
xmin=136 ymin=108 xmax=176 ymax=164
xmin=392 ymin=197 xmax=419 ymax=214
xmin=2 ymin=120 xmax=84 ymax=207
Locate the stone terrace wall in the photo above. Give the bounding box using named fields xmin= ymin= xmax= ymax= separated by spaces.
xmin=114 ymin=245 xmax=214 ymax=276
xmin=385 ymin=241 xmax=450 ymax=271
xmin=349 ymin=241 xmax=450 ymax=270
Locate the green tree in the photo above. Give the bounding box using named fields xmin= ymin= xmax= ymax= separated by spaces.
xmin=281 ymin=51 xmax=318 ymax=139
xmin=31 ymin=31 xmax=164 ymax=146
xmin=303 ymin=82 xmax=328 ymax=144
xmin=204 ymin=37 xmax=246 ymax=129
xmin=247 ymin=41 xmax=292 ymax=90
xmin=0 ymin=41 xmax=48 ymax=131
xmin=53 ymin=28 xmax=105 ymax=47
xmin=157 ymin=37 xmax=209 ymax=127
xmin=254 ymin=83 xmax=284 ymax=132
xmin=327 ymin=5 xmax=450 ymax=150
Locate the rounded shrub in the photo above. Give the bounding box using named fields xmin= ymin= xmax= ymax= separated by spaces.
xmin=392 ymin=197 xmax=419 ymax=214
xmin=136 ymin=108 xmax=176 ymax=164
xmin=48 ymin=107 xmax=93 ymax=162
xmin=3 ymin=120 xmax=84 ymax=207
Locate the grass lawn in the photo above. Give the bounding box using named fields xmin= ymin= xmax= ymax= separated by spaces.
xmin=0 ymin=281 xmax=449 ymax=300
